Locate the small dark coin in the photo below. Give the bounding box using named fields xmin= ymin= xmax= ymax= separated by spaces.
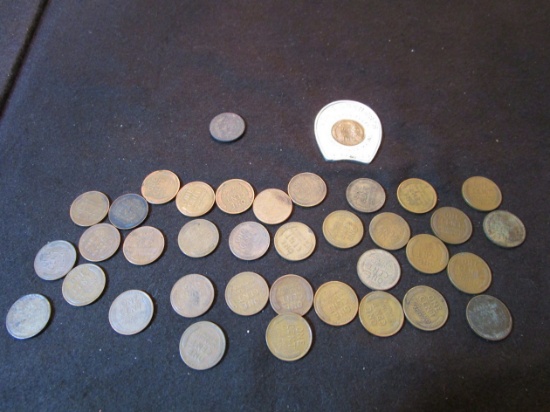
xmin=466 ymin=295 xmax=512 ymax=341
xmin=209 ymin=112 xmax=246 ymax=142
xmin=108 ymin=193 xmax=149 ymax=230
xmin=483 ymin=210 xmax=526 ymax=248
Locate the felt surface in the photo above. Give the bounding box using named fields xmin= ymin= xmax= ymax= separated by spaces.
xmin=1 ymin=1 xmax=549 ymax=410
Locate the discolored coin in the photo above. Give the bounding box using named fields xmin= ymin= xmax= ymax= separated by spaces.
xmin=177 ymin=219 xmax=219 ymax=258
xmin=62 ymin=264 xmax=106 ymax=306
xmin=274 ymin=222 xmax=316 ymax=261
xmin=403 ymin=285 xmax=448 ymax=331
xmin=466 ymin=295 xmax=513 ymax=341
xmin=266 ymin=313 xmax=312 ymax=362
xmin=322 ymin=210 xmax=364 ymax=249
xmin=108 ymin=290 xmax=154 ymax=335
xmin=123 ymin=226 xmax=164 ymax=265
xmin=483 ymin=210 xmax=526 ymax=248
xmin=34 ymin=240 xmax=77 ymax=281
xmin=287 ymin=172 xmax=327 ymax=207
xmin=175 ymin=181 xmax=215 ymax=217
xmin=78 ymin=223 xmax=121 ymax=262
xmin=180 ymin=321 xmax=226 ymax=370
xmin=69 ymin=191 xmax=110 ymax=227
xmin=314 ymin=281 xmax=358 ymax=326
xmin=225 ymin=272 xmax=269 ymax=316
xmin=209 ymin=112 xmax=246 ymax=142
xmin=269 ymin=274 xmax=314 ymax=316
xmin=215 ymin=179 xmax=254 ymax=214
xmin=447 ymin=252 xmax=492 ymax=294
xmin=462 ymin=176 xmax=502 ymax=212
xmin=170 ymin=274 xmax=215 ymax=318
xmin=358 ymin=291 xmax=404 ymax=337
xmin=141 ymin=170 xmax=180 ymax=204
xmin=369 ymin=212 xmax=411 ymax=250
xmin=6 ymin=294 xmax=51 ymax=339
xmin=228 ymin=221 xmax=270 ymax=260
xmin=253 ymin=188 xmax=293 ymax=225
xmin=406 ymin=234 xmax=449 ymax=274
xmin=397 ymin=178 xmax=437 ymax=214
xmin=346 ymin=178 xmax=386 ymax=213
xmin=357 ymin=249 xmax=401 ymax=290
xmin=430 ymin=206 xmax=473 ymax=245
xmin=109 ymin=193 xmax=149 ymax=230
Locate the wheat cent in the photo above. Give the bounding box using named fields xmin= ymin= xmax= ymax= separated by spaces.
xmin=209 ymin=112 xmax=246 ymax=142
xmin=70 ymin=191 xmax=110 ymax=226
xmin=109 ymin=193 xmax=149 ymax=230
xmin=62 ymin=264 xmax=106 ymax=306
xmin=314 ymin=281 xmax=358 ymax=326
xmin=357 ymin=249 xmax=401 ymax=290
xmin=216 ymin=179 xmax=254 ymax=214
xmin=270 ymin=274 xmax=314 ymax=316
xmin=369 ymin=212 xmax=411 ymax=250
xmin=403 ymin=285 xmax=448 ymax=331
xmin=406 ymin=234 xmax=449 ymax=274
xmin=397 ymin=178 xmax=437 ymax=214
xmin=430 ymin=206 xmax=473 ymax=245
xmin=79 ymin=223 xmax=121 ymax=262
xmin=322 ymin=210 xmax=364 ymax=249
xmin=178 ymin=219 xmax=219 ymax=258
xmin=346 ymin=178 xmax=386 ymax=213
xmin=225 ymin=272 xmax=269 ymax=316
xmin=228 ymin=221 xmax=270 ymax=260
xmin=141 ymin=170 xmax=180 ymax=204
xmin=287 ymin=172 xmax=327 ymax=207
xmin=170 ymin=274 xmax=215 ymax=318
xmin=483 ymin=210 xmax=526 ymax=248
xmin=266 ymin=313 xmax=312 ymax=362
xmin=175 ymin=181 xmax=215 ymax=217
xmin=462 ymin=176 xmax=502 ymax=211
xmin=34 ymin=240 xmax=77 ymax=281
xmin=180 ymin=321 xmax=226 ymax=370
xmin=6 ymin=294 xmax=51 ymax=339
xmin=253 ymin=188 xmax=293 ymax=225
xmin=108 ymin=290 xmax=154 ymax=335
xmin=466 ymin=295 xmax=513 ymax=341
xmin=123 ymin=226 xmax=164 ymax=265
xmin=447 ymin=252 xmax=492 ymax=294
xmin=274 ymin=222 xmax=316 ymax=261
xmin=359 ymin=291 xmax=404 ymax=337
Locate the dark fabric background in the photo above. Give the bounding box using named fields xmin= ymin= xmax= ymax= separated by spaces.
xmin=1 ymin=1 xmax=549 ymax=410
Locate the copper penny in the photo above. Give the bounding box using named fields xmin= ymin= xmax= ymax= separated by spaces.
xmin=215 ymin=179 xmax=254 ymax=214
xmin=397 ymin=178 xmax=437 ymax=214
xmin=253 ymin=188 xmax=293 ymax=225
xmin=274 ymin=222 xmax=316 ymax=261
xmin=123 ymin=226 xmax=164 ymax=265
xmin=78 ymin=223 xmax=121 ymax=262
xmin=369 ymin=212 xmax=411 ymax=250
xmin=322 ymin=210 xmax=364 ymax=249
xmin=430 ymin=206 xmax=473 ymax=245
xmin=314 ymin=281 xmax=358 ymax=326
xmin=406 ymin=234 xmax=449 ymax=274
xmin=228 ymin=221 xmax=270 ymax=260
xmin=462 ymin=176 xmax=502 ymax=211
xmin=175 ymin=181 xmax=215 ymax=217
xmin=141 ymin=170 xmax=180 ymax=204
xmin=69 ymin=191 xmax=110 ymax=227
xmin=269 ymin=274 xmax=314 ymax=316
xmin=287 ymin=172 xmax=327 ymax=207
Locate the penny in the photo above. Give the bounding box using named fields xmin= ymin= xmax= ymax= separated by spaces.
xmin=287 ymin=172 xmax=327 ymax=207
xmin=358 ymin=291 xmax=404 ymax=337
xmin=331 ymin=119 xmax=365 ymax=146
xmin=69 ymin=191 xmax=110 ymax=227
xmin=369 ymin=212 xmax=411 ymax=250
xmin=274 ymin=222 xmax=316 ymax=261
xmin=228 ymin=221 xmax=270 ymax=260
xmin=215 ymin=179 xmax=254 ymax=214
xmin=356 ymin=249 xmax=401 ymax=290
xmin=209 ymin=112 xmax=246 ymax=142
xmin=406 ymin=234 xmax=449 ymax=274
xmin=141 ymin=170 xmax=180 ymax=204
xmin=123 ymin=226 xmax=164 ymax=265
xmin=397 ymin=178 xmax=437 ymax=214
xmin=109 ymin=193 xmax=149 ymax=230
xmin=180 ymin=321 xmax=226 ymax=370
xmin=346 ymin=178 xmax=386 ymax=213
xmin=314 ymin=281 xmax=358 ymax=326
xmin=447 ymin=252 xmax=492 ymax=294
xmin=78 ymin=223 xmax=121 ymax=262
xmin=62 ymin=264 xmax=106 ymax=306
xmin=253 ymin=188 xmax=293 ymax=225
xmin=266 ymin=313 xmax=312 ymax=362
xmin=430 ymin=206 xmax=473 ymax=245
xmin=466 ymin=295 xmax=513 ymax=341
xmin=177 ymin=219 xmax=219 ymax=258
xmin=483 ymin=210 xmax=526 ymax=248
xmin=108 ymin=290 xmax=154 ymax=335
xmin=6 ymin=294 xmax=51 ymax=339
xmin=175 ymin=181 xmax=215 ymax=217
xmin=462 ymin=176 xmax=502 ymax=211
xmin=403 ymin=285 xmax=448 ymax=331
xmin=34 ymin=240 xmax=77 ymax=281
xmin=322 ymin=210 xmax=364 ymax=249
xmin=269 ymin=274 xmax=314 ymax=316
xmin=225 ymin=271 xmax=269 ymax=316
xmin=170 ymin=274 xmax=215 ymax=318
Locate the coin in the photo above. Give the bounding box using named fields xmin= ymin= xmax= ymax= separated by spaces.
xmin=69 ymin=191 xmax=110 ymax=227
xmin=406 ymin=234 xmax=449 ymax=274
xmin=175 ymin=181 xmax=215 ymax=217
xmin=466 ymin=295 xmax=513 ymax=341
xmin=447 ymin=252 xmax=492 ymax=294
xmin=170 ymin=274 xmax=215 ymax=318
xmin=369 ymin=212 xmax=411 ymax=250
xmin=266 ymin=313 xmax=312 ymax=362
xmin=215 ymin=179 xmax=254 ymax=214
xmin=228 ymin=221 xmax=270 ymax=260
xmin=269 ymin=274 xmax=314 ymax=316
xmin=430 ymin=206 xmax=473 ymax=245
xmin=346 ymin=178 xmax=386 ymax=213
xmin=314 ymin=281 xmax=358 ymax=326
xmin=180 ymin=321 xmax=226 ymax=370
xmin=78 ymin=223 xmax=121 ymax=262
xmin=483 ymin=210 xmax=526 ymax=248
xmin=177 ymin=219 xmax=219 ymax=258
xmin=356 ymin=249 xmax=401 ymax=290
xmin=253 ymin=188 xmax=293 ymax=225
xmin=109 ymin=193 xmax=149 ymax=230
xmin=209 ymin=112 xmax=246 ymax=142
xmin=287 ymin=172 xmax=327 ymax=207
xmin=403 ymin=285 xmax=448 ymax=331
xmin=274 ymin=222 xmax=316 ymax=261
xmin=62 ymin=264 xmax=106 ymax=306
xmin=397 ymin=178 xmax=437 ymax=214
xmin=225 ymin=272 xmax=269 ymax=316
xmin=358 ymin=291 xmax=404 ymax=337
xmin=123 ymin=226 xmax=164 ymax=265
xmin=141 ymin=170 xmax=180 ymax=204
xmin=34 ymin=240 xmax=77 ymax=280
xmin=6 ymin=294 xmax=51 ymax=339
xmin=462 ymin=176 xmax=502 ymax=211
xmin=108 ymin=290 xmax=154 ymax=335
xmin=322 ymin=210 xmax=364 ymax=249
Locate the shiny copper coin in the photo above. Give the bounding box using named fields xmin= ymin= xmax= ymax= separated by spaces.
xmin=180 ymin=321 xmax=226 ymax=370
xmin=397 ymin=178 xmax=437 ymax=214
xmin=6 ymin=294 xmax=51 ymax=339
xmin=269 ymin=274 xmax=314 ymax=316
xmin=175 ymin=181 xmax=215 ymax=217
xmin=266 ymin=313 xmax=312 ymax=362
xmin=209 ymin=112 xmax=246 ymax=142
xmin=287 ymin=172 xmax=327 ymax=207
xmin=225 ymin=272 xmax=269 ymax=316
xmin=228 ymin=221 xmax=270 ymax=260
xmin=483 ymin=210 xmax=526 ymax=248
xmin=322 ymin=210 xmax=364 ymax=249
xmin=403 ymin=285 xmax=448 ymax=331
xmin=170 ymin=274 xmax=215 ymax=318
xmin=462 ymin=176 xmax=502 ymax=211
xmin=34 ymin=240 xmax=77 ymax=280
xmin=356 ymin=249 xmax=401 ymax=290
xmin=78 ymin=223 xmax=121 ymax=262
xmin=122 ymin=226 xmax=164 ymax=265
xmin=406 ymin=234 xmax=449 ymax=274
xmin=253 ymin=188 xmax=293 ymax=225
xmin=359 ymin=291 xmax=404 ymax=337
xmin=108 ymin=290 xmax=154 ymax=335
xmin=177 ymin=219 xmax=219 ymax=258
xmin=369 ymin=212 xmax=411 ymax=250
xmin=62 ymin=264 xmax=106 ymax=306
xmin=215 ymin=179 xmax=254 ymax=214
xmin=141 ymin=170 xmax=180 ymax=204
xmin=331 ymin=119 xmax=365 ymax=146
xmin=430 ymin=206 xmax=473 ymax=245
xmin=314 ymin=281 xmax=358 ymax=326
xmin=466 ymin=295 xmax=512 ymax=341
xmin=346 ymin=178 xmax=386 ymax=213
xmin=108 ymin=193 xmax=149 ymax=230
xmin=69 ymin=191 xmax=110 ymax=227
xmin=447 ymin=252 xmax=492 ymax=294
xmin=274 ymin=222 xmax=316 ymax=261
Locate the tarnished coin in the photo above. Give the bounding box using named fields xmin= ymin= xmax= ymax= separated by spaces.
xmin=215 ymin=179 xmax=254 ymax=214
xmin=69 ymin=191 xmax=110 ymax=227
xmin=369 ymin=212 xmax=411 ymax=250
xmin=447 ymin=252 xmax=492 ymax=294
xmin=78 ymin=223 xmax=121 ymax=262
xmin=462 ymin=176 xmax=502 ymax=211
xmin=266 ymin=313 xmax=312 ymax=362
xmin=358 ymin=291 xmax=404 ymax=337
xmin=209 ymin=112 xmax=246 ymax=142
xmin=430 ymin=206 xmax=473 ymax=245
xmin=406 ymin=234 xmax=449 ymax=274
xmin=346 ymin=178 xmax=386 ymax=213
xmin=314 ymin=281 xmax=358 ymax=326
xmin=108 ymin=290 xmax=154 ymax=335
xmin=177 ymin=219 xmax=219 ymax=258
xmin=141 ymin=170 xmax=180 ymax=204
xmin=228 ymin=221 xmax=270 ymax=260
xmin=274 ymin=222 xmax=316 ymax=261
xmin=62 ymin=264 xmax=106 ymax=306
xmin=123 ymin=226 xmax=164 ymax=265
xmin=269 ymin=274 xmax=314 ymax=316
xmin=225 ymin=272 xmax=269 ymax=316
xmin=403 ymin=285 xmax=448 ymax=331
xmin=175 ymin=181 xmax=215 ymax=217
xmin=357 ymin=249 xmax=401 ymax=290
xmin=253 ymin=188 xmax=293 ymax=225
xmin=397 ymin=178 xmax=437 ymax=214
xmin=34 ymin=240 xmax=77 ymax=281
xmin=466 ymin=295 xmax=513 ymax=341
xmin=180 ymin=321 xmax=226 ymax=370
xmin=322 ymin=210 xmax=364 ymax=249
xmin=170 ymin=274 xmax=215 ymax=318
xmin=109 ymin=193 xmax=149 ymax=230
xmin=287 ymin=172 xmax=327 ymax=207
xmin=483 ymin=210 xmax=526 ymax=248
xmin=6 ymin=294 xmax=51 ymax=339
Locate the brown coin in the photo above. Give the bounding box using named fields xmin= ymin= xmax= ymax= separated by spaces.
xmin=331 ymin=119 xmax=365 ymax=146
xmin=34 ymin=240 xmax=77 ymax=281
xmin=141 ymin=170 xmax=180 ymax=204
xmin=215 ymin=179 xmax=254 ymax=214
xmin=322 ymin=210 xmax=364 ymax=249
xmin=403 ymin=285 xmax=448 ymax=331
xmin=369 ymin=212 xmax=411 ymax=250
xmin=346 ymin=178 xmax=386 ymax=213
xmin=358 ymin=291 xmax=404 ymax=337
xmin=314 ymin=281 xmax=358 ymax=326
xmin=170 ymin=274 xmax=215 ymax=318
xmin=253 ymin=188 xmax=293 ymax=225
xmin=462 ymin=176 xmax=502 ymax=211
xmin=228 ymin=221 xmax=270 ymax=260
xmin=62 ymin=264 xmax=106 ymax=306
xmin=269 ymin=274 xmax=314 ymax=316
xmin=175 ymin=181 xmax=215 ymax=217
xmin=430 ymin=206 xmax=473 ymax=245
xmin=483 ymin=210 xmax=526 ymax=248
xmin=265 ymin=313 xmax=312 ymax=362
xmin=225 ymin=271 xmax=269 ymax=316
xmin=69 ymin=191 xmax=110 ymax=227
xmin=406 ymin=234 xmax=449 ymax=274
xmin=466 ymin=295 xmax=513 ymax=341
xmin=180 ymin=321 xmax=226 ymax=370
xmin=287 ymin=172 xmax=327 ymax=207
xmin=447 ymin=252 xmax=492 ymax=294
xmin=274 ymin=222 xmax=316 ymax=261
xmin=356 ymin=249 xmax=401 ymax=290
xmin=209 ymin=112 xmax=246 ymax=142
xmin=78 ymin=223 xmax=121 ymax=262
xmin=177 ymin=219 xmax=219 ymax=258
xmin=108 ymin=290 xmax=154 ymax=335
xmin=397 ymin=178 xmax=437 ymax=214
xmin=122 ymin=226 xmax=164 ymax=265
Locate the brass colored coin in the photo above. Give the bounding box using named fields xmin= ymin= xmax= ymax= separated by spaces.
xmin=462 ymin=176 xmax=502 ymax=211
xmin=253 ymin=188 xmax=293 ymax=225
xmin=403 ymin=285 xmax=448 ymax=331
xmin=122 ymin=226 xmax=164 ymax=265
xmin=34 ymin=240 xmax=77 ymax=280
xmin=314 ymin=281 xmax=358 ymax=326
xmin=359 ymin=291 xmax=404 ymax=337
xmin=331 ymin=119 xmax=365 ymax=146
xmin=209 ymin=112 xmax=246 ymax=142
xmin=6 ymin=294 xmax=51 ymax=339
xmin=397 ymin=178 xmax=437 ymax=214
xmin=228 ymin=221 xmax=270 ymax=260
xmin=141 ymin=170 xmax=180 ymax=204
xmin=287 ymin=172 xmax=327 ymax=207
xmin=215 ymin=179 xmax=254 ymax=214
xmin=78 ymin=223 xmax=121 ymax=262
xmin=369 ymin=212 xmax=411 ymax=250
xmin=483 ymin=210 xmax=526 ymax=248
xmin=109 ymin=193 xmax=149 ymax=230
xmin=466 ymin=295 xmax=513 ymax=341
xmin=322 ymin=210 xmax=364 ymax=249
xmin=170 ymin=274 xmax=215 ymax=318
xmin=177 ymin=219 xmax=219 ymax=258
xmin=175 ymin=181 xmax=215 ymax=217
xmin=69 ymin=191 xmax=110 ymax=227
xmin=346 ymin=178 xmax=386 ymax=213
xmin=180 ymin=321 xmax=226 ymax=370
xmin=430 ymin=206 xmax=473 ymax=245
xmin=406 ymin=234 xmax=449 ymax=274
xmin=225 ymin=272 xmax=269 ymax=316
xmin=356 ymin=249 xmax=401 ymax=290
xmin=269 ymin=274 xmax=314 ymax=316
xmin=62 ymin=264 xmax=106 ymax=306
xmin=447 ymin=252 xmax=492 ymax=294
xmin=108 ymin=290 xmax=154 ymax=335
xmin=274 ymin=222 xmax=316 ymax=261
xmin=266 ymin=313 xmax=312 ymax=362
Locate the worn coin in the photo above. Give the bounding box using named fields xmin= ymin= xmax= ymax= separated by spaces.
xmin=253 ymin=188 xmax=293 ymax=225
xmin=358 ymin=291 xmax=404 ymax=337
xmin=406 ymin=234 xmax=449 ymax=274
xmin=177 ymin=219 xmax=219 ymax=258
xmin=123 ymin=226 xmax=164 ymax=265
xmin=483 ymin=210 xmax=526 ymax=248
xmin=287 ymin=172 xmax=327 ymax=207
xmin=346 ymin=178 xmax=386 ymax=213
xmin=34 ymin=240 xmax=77 ymax=281
xmin=215 ymin=179 xmax=255 ymax=214
xmin=397 ymin=178 xmax=437 ymax=214
xmin=314 ymin=281 xmax=358 ymax=326
xmin=170 ymin=274 xmax=215 ymax=318
xmin=62 ymin=264 xmax=106 ymax=306
xmin=274 ymin=222 xmax=316 ymax=261
xmin=175 ymin=181 xmax=216 ymax=217
xmin=109 ymin=193 xmax=149 ymax=230
xmin=69 ymin=191 xmax=110 ymax=227
xmin=225 ymin=272 xmax=269 ymax=316
xmin=209 ymin=112 xmax=246 ymax=142
xmin=266 ymin=313 xmax=312 ymax=362
xmin=466 ymin=295 xmax=513 ymax=341
xmin=322 ymin=210 xmax=364 ymax=249
xmin=462 ymin=176 xmax=502 ymax=211
xmin=357 ymin=249 xmax=401 ymax=290
xmin=6 ymin=294 xmax=51 ymax=339
xmin=141 ymin=170 xmax=180 ymax=204
xmin=430 ymin=206 xmax=473 ymax=245
xmin=447 ymin=252 xmax=492 ymax=294
xmin=180 ymin=321 xmax=226 ymax=370
xmin=369 ymin=212 xmax=411 ymax=250
xmin=78 ymin=223 xmax=121 ymax=262
xmin=269 ymin=274 xmax=314 ymax=316
xmin=403 ymin=285 xmax=448 ymax=331
xmin=228 ymin=221 xmax=270 ymax=260
xmin=108 ymin=290 xmax=154 ymax=335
